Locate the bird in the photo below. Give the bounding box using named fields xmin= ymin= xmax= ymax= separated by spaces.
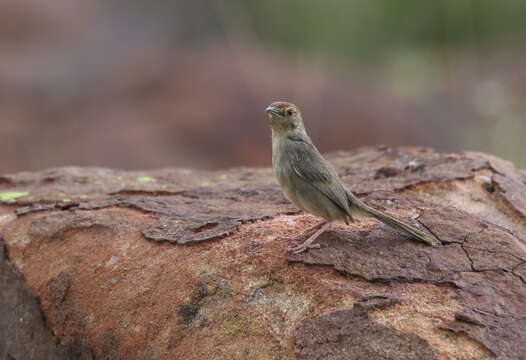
xmin=265 ymin=101 xmax=440 ymax=253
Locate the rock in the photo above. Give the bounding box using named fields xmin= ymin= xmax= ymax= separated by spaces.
xmin=294 ymin=297 xmax=436 ymax=360
xmin=0 ymin=241 xmax=93 ymax=360
xmin=1 ymin=146 xmax=525 ymax=360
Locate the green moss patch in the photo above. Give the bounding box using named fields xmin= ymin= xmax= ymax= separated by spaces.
xmin=0 ymin=191 xmax=29 ymax=203
xmin=136 ymin=176 xmax=156 ymax=183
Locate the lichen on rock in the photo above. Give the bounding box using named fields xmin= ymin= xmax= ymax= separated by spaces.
xmin=1 ymin=146 xmax=525 ymax=359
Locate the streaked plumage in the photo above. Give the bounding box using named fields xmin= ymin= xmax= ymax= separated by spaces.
xmin=266 ymin=101 xmax=439 ymax=253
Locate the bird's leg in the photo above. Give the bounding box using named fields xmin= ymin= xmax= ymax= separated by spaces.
xmin=288 ymin=222 xmax=332 ymax=254
xmin=284 ymin=220 xmax=327 ymax=242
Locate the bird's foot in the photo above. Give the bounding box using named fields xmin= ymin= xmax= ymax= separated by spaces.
xmin=278 ymin=234 xmax=305 ymax=243
xmin=285 ymin=222 xmax=332 ymax=254
xmin=280 ymin=220 xmax=327 ymax=243
xmin=287 ymin=242 xmax=328 ymax=254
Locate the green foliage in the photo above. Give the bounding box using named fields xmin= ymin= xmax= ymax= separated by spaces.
xmin=108 ymin=1 xmax=526 ymax=63
xmin=219 ymin=0 xmax=526 ymax=62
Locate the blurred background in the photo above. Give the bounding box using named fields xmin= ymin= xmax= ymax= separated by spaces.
xmin=1 ymin=0 xmax=525 ymax=173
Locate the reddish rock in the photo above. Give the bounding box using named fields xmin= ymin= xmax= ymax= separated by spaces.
xmin=1 ymin=146 xmax=525 ymax=359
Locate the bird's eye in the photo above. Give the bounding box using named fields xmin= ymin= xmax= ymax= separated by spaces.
xmin=286 ymin=108 xmax=295 ymax=116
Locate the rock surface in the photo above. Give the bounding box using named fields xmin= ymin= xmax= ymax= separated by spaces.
xmin=1 ymin=146 xmax=525 ymax=360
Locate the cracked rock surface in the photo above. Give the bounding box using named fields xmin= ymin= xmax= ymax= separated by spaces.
xmin=1 ymin=146 xmax=525 ymax=359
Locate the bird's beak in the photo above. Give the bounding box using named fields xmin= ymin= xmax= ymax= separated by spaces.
xmin=265 ymin=106 xmax=283 ymax=117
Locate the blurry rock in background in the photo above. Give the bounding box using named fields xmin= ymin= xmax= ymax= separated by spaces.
xmin=1 ymin=0 xmax=525 ymax=173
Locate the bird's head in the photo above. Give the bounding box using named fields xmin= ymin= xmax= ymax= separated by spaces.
xmin=265 ymin=101 xmax=304 ymax=132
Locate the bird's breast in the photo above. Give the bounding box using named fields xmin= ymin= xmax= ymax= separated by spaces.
xmin=272 ymin=134 xmax=298 ymax=203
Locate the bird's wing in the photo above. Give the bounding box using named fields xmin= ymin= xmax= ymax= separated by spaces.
xmin=286 ymin=135 xmax=353 ymax=218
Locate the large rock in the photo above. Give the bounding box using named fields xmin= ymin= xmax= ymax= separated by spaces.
xmin=1 ymin=146 xmax=525 ymax=360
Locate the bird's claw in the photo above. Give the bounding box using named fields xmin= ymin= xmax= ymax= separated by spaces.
xmin=304 ymin=242 xmax=328 ymax=249
xmin=279 ymin=235 xmax=305 ymax=243
xmin=287 ymin=242 xmax=328 ymax=254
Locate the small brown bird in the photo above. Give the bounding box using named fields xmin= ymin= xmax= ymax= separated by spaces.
xmin=266 ymin=101 xmax=440 ymax=253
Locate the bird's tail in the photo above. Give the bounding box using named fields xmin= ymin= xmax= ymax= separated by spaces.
xmin=348 ymin=193 xmax=439 ymax=246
